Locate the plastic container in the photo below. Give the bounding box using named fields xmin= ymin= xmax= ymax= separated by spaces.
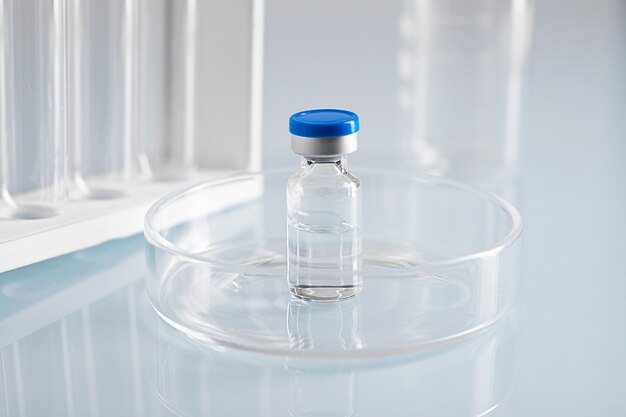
xmin=145 ymin=169 xmax=522 ymax=357
xmin=66 ymin=0 xmax=139 ymax=199
xmin=0 ymin=0 xmax=67 ymax=219
xmin=398 ymin=0 xmax=534 ymax=177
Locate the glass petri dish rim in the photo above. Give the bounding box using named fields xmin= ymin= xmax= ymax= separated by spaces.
xmin=144 ymin=168 xmax=522 ymax=271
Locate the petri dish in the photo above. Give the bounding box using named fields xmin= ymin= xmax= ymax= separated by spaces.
xmin=144 ymin=169 xmax=522 ymax=357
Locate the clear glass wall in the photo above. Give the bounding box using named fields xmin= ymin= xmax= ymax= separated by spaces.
xmin=67 ymin=0 xmax=139 ymax=199
xmin=0 ymin=0 xmax=67 ymax=219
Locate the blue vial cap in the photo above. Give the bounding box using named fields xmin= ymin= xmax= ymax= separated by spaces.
xmin=289 ymin=109 xmax=360 ymax=138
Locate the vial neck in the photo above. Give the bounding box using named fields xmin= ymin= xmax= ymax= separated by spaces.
xmin=303 ymin=156 xmax=347 ymax=167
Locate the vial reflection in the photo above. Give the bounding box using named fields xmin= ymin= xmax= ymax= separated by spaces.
xmin=287 ymin=299 xmax=362 ymax=351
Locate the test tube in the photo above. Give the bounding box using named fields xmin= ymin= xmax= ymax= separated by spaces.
xmin=0 ymin=0 xmax=67 ymax=219
xmin=137 ymin=0 xmax=197 ymax=181
xmin=399 ymin=0 xmax=533 ymax=177
xmin=66 ymin=0 xmax=139 ymax=199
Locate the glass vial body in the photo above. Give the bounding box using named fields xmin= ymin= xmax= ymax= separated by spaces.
xmin=287 ymin=157 xmax=362 ymax=301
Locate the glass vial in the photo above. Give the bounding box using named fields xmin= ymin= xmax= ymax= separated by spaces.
xmin=0 ymin=0 xmax=68 ymax=219
xmin=286 ymin=109 xmax=362 ymax=302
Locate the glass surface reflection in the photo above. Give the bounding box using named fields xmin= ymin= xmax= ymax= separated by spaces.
xmin=152 ymin=303 xmax=518 ymax=417
xmin=287 ymin=299 xmax=363 ymax=352
xmin=0 ymin=250 xmax=518 ymax=417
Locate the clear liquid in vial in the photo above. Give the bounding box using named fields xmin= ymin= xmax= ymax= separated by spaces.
xmin=288 ymin=217 xmax=362 ymax=301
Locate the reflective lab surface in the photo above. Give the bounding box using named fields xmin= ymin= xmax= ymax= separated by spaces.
xmin=0 ymin=236 xmax=521 ymax=417
xmin=2 ymin=0 xmax=626 ymax=416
